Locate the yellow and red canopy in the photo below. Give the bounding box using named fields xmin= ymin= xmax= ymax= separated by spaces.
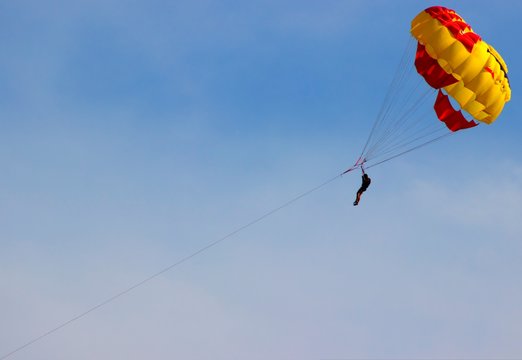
xmin=411 ymin=6 xmax=510 ymax=130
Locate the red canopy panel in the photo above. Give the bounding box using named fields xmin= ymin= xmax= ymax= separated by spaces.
xmin=434 ymin=90 xmax=478 ymax=131
xmin=415 ymin=43 xmax=459 ymax=89
xmin=424 ymin=6 xmax=481 ymax=52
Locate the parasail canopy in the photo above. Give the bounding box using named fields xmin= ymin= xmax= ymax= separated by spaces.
xmin=411 ymin=6 xmax=511 ymax=129
xmin=346 ymin=5 xmax=512 ymax=174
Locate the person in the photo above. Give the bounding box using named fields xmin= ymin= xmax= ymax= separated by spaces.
xmin=353 ymin=168 xmax=371 ymax=206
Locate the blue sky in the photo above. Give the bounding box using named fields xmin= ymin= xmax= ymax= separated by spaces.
xmin=1 ymin=1 xmax=521 ymax=359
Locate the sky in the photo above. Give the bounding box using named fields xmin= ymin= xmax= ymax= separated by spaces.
xmin=1 ymin=1 xmax=522 ymax=359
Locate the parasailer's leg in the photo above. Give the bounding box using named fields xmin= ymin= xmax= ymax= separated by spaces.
xmin=353 ymin=189 xmax=363 ymax=206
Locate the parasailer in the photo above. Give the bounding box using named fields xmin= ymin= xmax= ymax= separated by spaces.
xmin=353 ymin=168 xmax=371 ymax=206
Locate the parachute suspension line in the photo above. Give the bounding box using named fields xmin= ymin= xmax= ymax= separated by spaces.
xmin=0 ymin=174 xmax=343 ymax=360
xmin=358 ymin=38 xmax=416 ymax=160
xmin=360 ymin=39 xmax=421 ymax=161
xmin=363 ymin=84 xmax=433 ymax=160
xmin=350 ymin=36 xmax=452 ymax=171
xmin=365 ymin=132 xmax=454 ymax=170
xmin=367 ymin=99 xmax=437 ymax=157
xmin=370 ymin=40 xmax=418 ymax=138
xmin=364 ymin=86 xmax=438 ymax=161
xmin=368 ymin=126 xmax=448 ymax=163
xmin=374 ymin=63 xmax=421 ymax=134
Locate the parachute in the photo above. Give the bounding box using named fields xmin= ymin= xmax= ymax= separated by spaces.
xmin=346 ymin=6 xmax=511 ymax=172
xmin=412 ymin=6 xmax=511 ymax=127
